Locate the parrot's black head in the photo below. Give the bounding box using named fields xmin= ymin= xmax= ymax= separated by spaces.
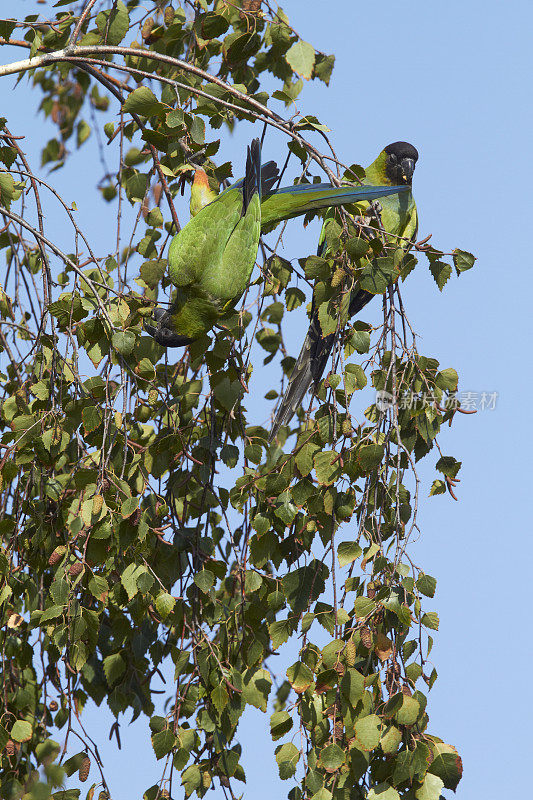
xmin=383 ymin=142 xmax=418 ymax=186
xmin=145 ymin=307 xmax=192 ymax=348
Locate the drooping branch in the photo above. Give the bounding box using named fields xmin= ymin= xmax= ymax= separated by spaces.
xmin=0 ymin=43 xmax=341 ymax=184
xmin=1 ymin=207 xmax=114 ymax=331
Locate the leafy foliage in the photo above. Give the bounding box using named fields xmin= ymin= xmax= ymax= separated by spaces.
xmin=0 ymin=1 xmax=472 ymax=798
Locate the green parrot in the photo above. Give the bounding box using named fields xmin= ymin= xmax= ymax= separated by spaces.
xmin=269 ymin=141 xmax=419 ymax=441
xmin=145 ymin=139 xmax=263 ymax=347
xmin=146 ymin=145 xmax=411 ymax=348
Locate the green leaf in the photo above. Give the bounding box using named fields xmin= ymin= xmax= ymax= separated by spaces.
xmin=103 ymin=653 xmax=125 ymax=687
xmin=211 ymin=684 xmax=229 ymax=715
xmin=354 ymin=714 xmax=381 ymax=751
xmin=380 ymin=726 xmax=402 ymax=755
xmin=345 ymin=327 xmax=370 ymax=356
xmin=312 ymin=50 xmax=335 ymax=84
xmin=76 ymin=120 xmax=91 ymax=147
xmin=367 ymin=784 xmax=401 ymax=800
xmin=295 ymin=115 xmax=331 ymax=133
xmin=429 ymin=260 xmax=452 ymax=290
xmin=152 ymin=728 xmax=176 ymax=760
xmin=252 ymin=514 xmax=270 ymax=534
xmin=421 ymin=612 xmax=439 ymax=630
xmin=286 ymin=661 xmax=314 ymax=694
xmin=313 ymin=450 xmax=340 ymax=485
xmin=190 ymin=117 xmax=205 ymax=144
xmin=452 ymin=248 xmax=476 ymax=273
xmin=359 ymin=257 xmax=395 ymax=294
xmin=428 ymin=742 xmax=463 ymax=790
xmin=340 ymin=668 xmax=365 ymax=704
xmin=40 ymin=605 xmax=66 ymax=623
xmin=35 ymin=737 xmax=60 ymax=764
xmin=269 ymin=619 xmax=292 ymax=649
xmin=310 ymin=789 xmax=332 ymax=800
xmin=356 ymin=444 xmax=384 ymax=473
xmin=0 ymin=173 xmax=17 ymax=208
xmin=344 ymin=363 xmax=367 ymax=394
xmin=318 ymin=302 xmax=338 ymax=336
xmin=285 ymin=287 xmax=306 ymax=310
xmin=415 ymin=773 xmax=444 ymax=800
xmin=112 ymin=331 xmax=135 ymax=356
xmin=32 ymin=380 xmax=50 ymax=400
xmin=283 ymin=565 xmax=325 ymax=613
xmin=155 ymin=592 xmax=175 ymax=618
xmin=429 ymin=479 xmax=446 ymax=496
xmin=182 ymin=764 xmax=202 ymax=795
xmin=193 ymin=569 xmax=215 ymax=594
xmin=270 ymin=710 xmax=293 ymax=741
xmin=126 ymin=172 xmax=148 ymax=203
xmin=275 ymin=742 xmax=300 ymax=780
xmin=11 ymin=720 xmax=33 ymax=742
xmin=354 ymin=597 xmax=376 ymax=619
xmin=224 ymin=32 xmax=261 ymax=67
xmin=337 ymin=541 xmax=362 ymax=567
xmin=81 ymin=406 xmax=102 ymax=435
xmin=416 ymin=574 xmax=436 ymax=598
xmin=213 ymin=375 xmax=242 ymax=411
xmin=435 ymin=367 xmax=458 ymax=391
xmin=88 ymin=575 xmax=108 ymax=601
xmin=394 ymin=695 xmax=420 ymax=726
xmin=303 ymin=255 xmax=328 ymax=280
xmin=286 ymin=40 xmax=316 ymax=80
xmin=95 ymin=1 xmax=130 ymax=45
xmin=244 ymin=442 xmax=262 ymax=464
xmin=274 ymin=492 xmax=297 ymax=525
xmin=199 ymin=12 xmax=229 ymax=39
xmin=121 ymin=497 xmax=139 ymax=518
xmin=319 ymin=743 xmax=345 ymax=772
xmin=0 ymin=21 xmax=16 ymax=40
xmin=436 ymin=456 xmax=461 ymax=479
xmin=50 ymin=789 xmax=79 ymax=799
xmin=63 ymin=751 xmax=88 ymax=777
xmin=243 ymin=668 xmax=272 ymax=711
xmin=296 ymin=442 xmax=321 ymax=476
xmin=120 ymin=563 xmax=145 ymax=599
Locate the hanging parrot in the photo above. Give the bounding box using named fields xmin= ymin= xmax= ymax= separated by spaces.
xmin=145 ymin=139 xmax=263 ymax=348
xmin=146 ymin=145 xmax=410 ymax=347
xmin=269 ymin=141 xmax=419 ymax=441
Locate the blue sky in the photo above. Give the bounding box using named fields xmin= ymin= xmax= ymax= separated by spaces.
xmin=3 ymin=0 xmax=532 ymax=797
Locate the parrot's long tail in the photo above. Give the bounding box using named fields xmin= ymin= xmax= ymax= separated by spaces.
xmin=268 ymin=287 xmax=373 ymax=442
xmin=260 ymin=160 xmax=280 ymax=195
xmin=243 ymin=138 xmax=262 ymax=211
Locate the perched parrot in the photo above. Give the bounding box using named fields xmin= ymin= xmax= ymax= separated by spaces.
xmin=269 ymin=141 xmax=419 ymax=441
xmin=146 ymin=145 xmax=411 ymax=348
xmin=145 ymin=139 xmax=263 ymax=348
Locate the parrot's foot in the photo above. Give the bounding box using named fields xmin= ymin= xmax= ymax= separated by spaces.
xmin=145 ymin=308 xmax=192 ymax=348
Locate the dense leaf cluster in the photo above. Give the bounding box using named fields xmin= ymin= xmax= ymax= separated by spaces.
xmin=0 ymin=2 xmax=472 ymax=799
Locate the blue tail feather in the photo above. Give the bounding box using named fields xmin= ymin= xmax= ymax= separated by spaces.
xmin=243 ymin=138 xmax=262 ymax=211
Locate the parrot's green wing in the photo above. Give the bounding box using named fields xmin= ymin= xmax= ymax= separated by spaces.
xmin=269 ymin=142 xmax=419 ymax=441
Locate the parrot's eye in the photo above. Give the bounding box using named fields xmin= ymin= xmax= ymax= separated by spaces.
xmin=388 ymin=153 xmax=397 ymax=164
